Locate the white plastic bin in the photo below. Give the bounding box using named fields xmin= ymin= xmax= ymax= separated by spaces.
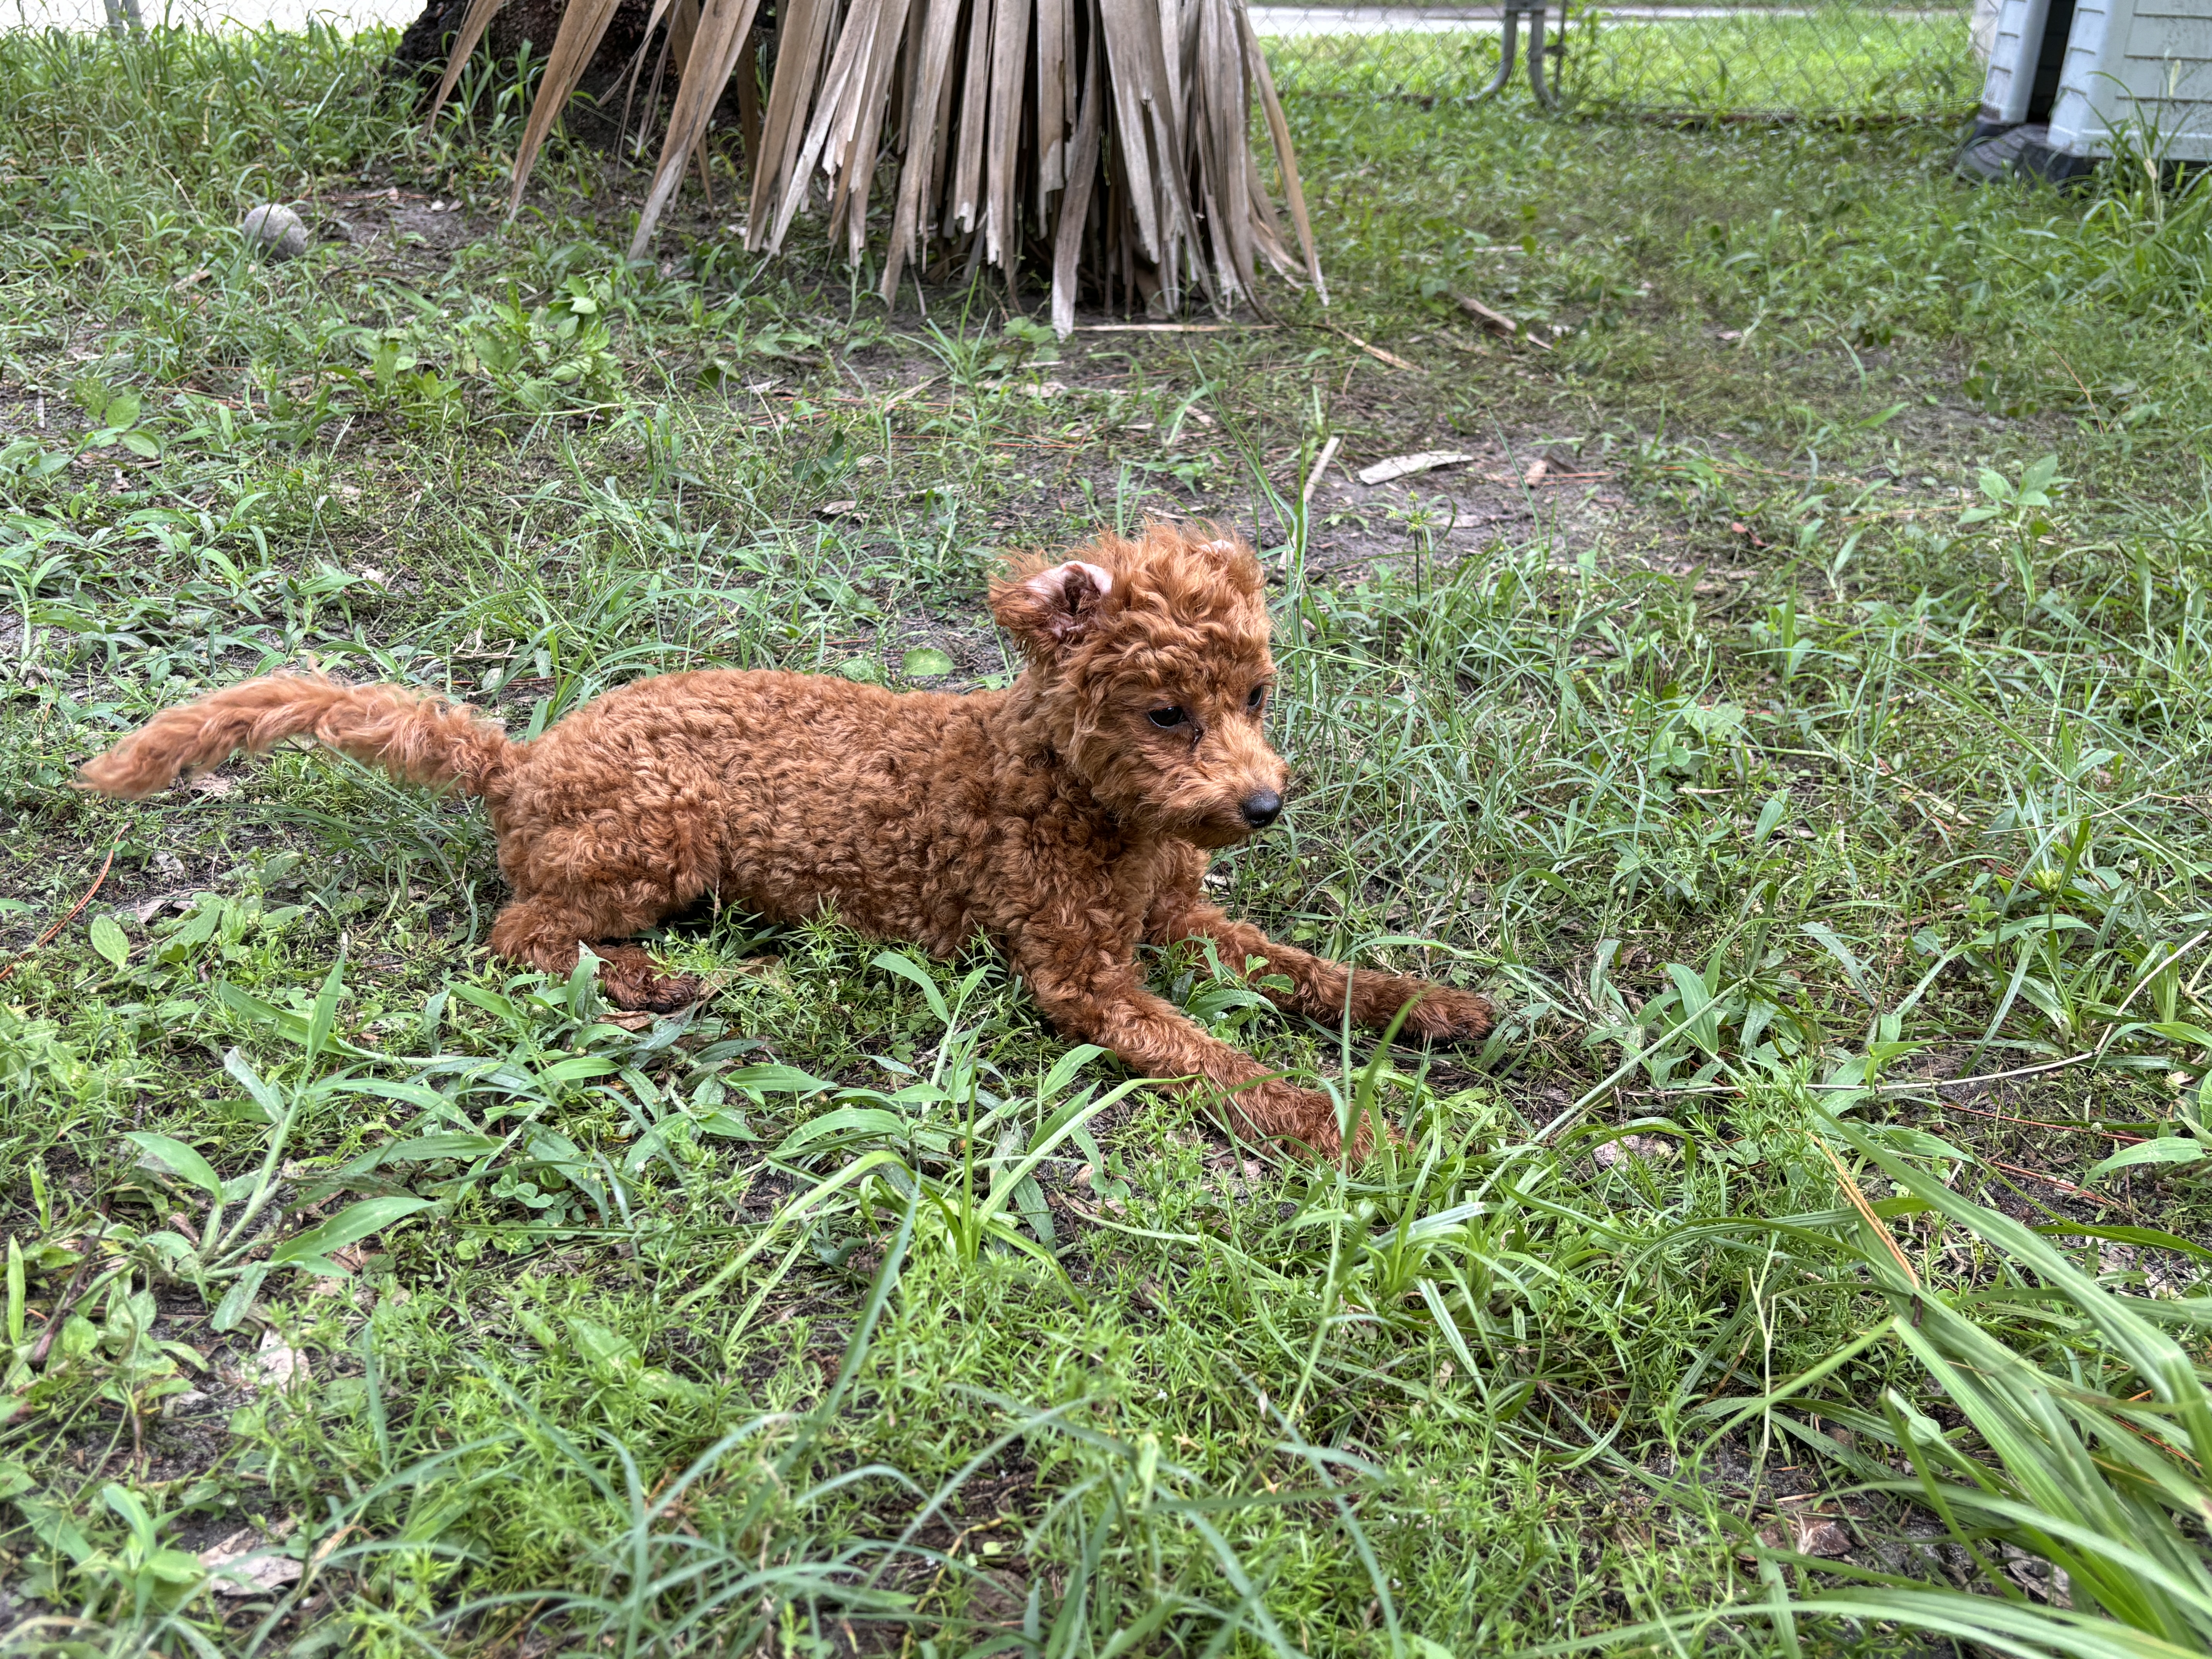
xmin=1966 ymin=0 xmax=2212 ymax=172
xmin=2047 ymin=0 xmax=2212 ymax=159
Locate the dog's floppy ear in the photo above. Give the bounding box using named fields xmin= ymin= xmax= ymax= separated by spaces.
xmin=1188 ymin=531 xmax=1263 ymax=588
xmin=990 ymin=558 xmax=1115 ymax=654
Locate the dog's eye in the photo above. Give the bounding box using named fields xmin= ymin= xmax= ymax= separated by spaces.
xmin=1246 ymin=685 xmax=1267 ymax=713
xmin=1147 ymin=707 xmax=1188 ymax=729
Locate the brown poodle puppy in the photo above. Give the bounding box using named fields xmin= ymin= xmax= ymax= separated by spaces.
xmin=80 ymin=523 xmax=1491 ymax=1156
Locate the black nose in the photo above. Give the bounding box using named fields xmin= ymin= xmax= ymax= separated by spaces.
xmin=1240 ymin=789 xmax=1283 ymax=829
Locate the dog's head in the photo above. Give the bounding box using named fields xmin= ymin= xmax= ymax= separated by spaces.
xmin=991 ymin=523 xmax=1288 ymax=848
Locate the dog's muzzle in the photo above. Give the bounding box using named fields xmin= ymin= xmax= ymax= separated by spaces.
xmin=1240 ymin=790 xmax=1283 ymax=830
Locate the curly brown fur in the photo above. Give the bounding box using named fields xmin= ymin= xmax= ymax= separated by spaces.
xmin=79 ymin=523 xmax=1492 ymax=1158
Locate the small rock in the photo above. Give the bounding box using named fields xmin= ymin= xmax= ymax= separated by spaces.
xmin=1356 ymin=450 xmax=1474 ymax=487
xmin=1594 ymin=1134 xmax=1679 ymax=1170
xmin=252 ymin=1329 xmax=309 ymax=1390
xmin=199 ymin=1527 xmax=304 ymax=1596
xmin=2003 ymin=1543 xmax=2071 ymax=1605
xmin=1795 ymin=1515 xmax=1854 ymax=1558
xmin=240 ymin=203 xmax=308 ymax=261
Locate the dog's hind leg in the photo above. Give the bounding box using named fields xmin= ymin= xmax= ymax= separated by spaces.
xmin=487 ymin=890 xmax=702 ymax=1012
xmin=1147 ymin=895 xmax=1493 ymax=1041
xmin=487 ymin=775 xmax=724 ymax=1011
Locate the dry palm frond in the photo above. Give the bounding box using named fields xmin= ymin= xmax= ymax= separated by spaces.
xmin=421 ymin=0 xmax=509 ymax=128
xmin=777 ymin=0 xmax=1321 ymax=325
xmin=442 ymin=0 xmax=1319 ymax=327
xmin=627 ymin=0 xmax=771 ymax=253
xmin=614 ymin=0 xmax=685 ymax=156
xmin=500 ymin=0 xmax=629 ymax=215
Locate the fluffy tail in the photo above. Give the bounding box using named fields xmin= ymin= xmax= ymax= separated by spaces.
xmin=77 ymin=673 xmax=515 ymax=801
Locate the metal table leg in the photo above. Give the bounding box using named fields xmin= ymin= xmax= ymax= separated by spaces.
xmin=1473 ymin=2 xmax=1559 ymax=109
xmin=1522 ymin=1 xmax=1560 ymax=107
xmin=1472 ymin=2 xmax=1524 ymax=100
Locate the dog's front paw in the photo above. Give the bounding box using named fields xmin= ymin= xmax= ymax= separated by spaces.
xmin=1223 ymin=1080 xmax=1405 ymax=1163
xmin=1395 ymin=984 xmax=1494 ymax=1041
xmin=1222 ymin=1079 xmax=1343 ymax=1158
xmin=1307 ymin=1105 xmax=1407 ymax=1163
xmin=598 ymin=946 xmax=704 ymax=1013
xmin=614 ymin=972 xmax=704 ymax=1014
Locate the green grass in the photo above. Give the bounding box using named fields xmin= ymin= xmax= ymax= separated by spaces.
xmin=4 ymin=16 xmax=2212 ymax=1658
xmin=1261 ymin=7 xmax=1978 ymax=120
xmin=1566 ymin=12 xmax=1978 ymax=116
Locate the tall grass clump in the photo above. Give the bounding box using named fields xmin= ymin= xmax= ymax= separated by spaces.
xmin=0 ymin=19 xmax=400 ymax=201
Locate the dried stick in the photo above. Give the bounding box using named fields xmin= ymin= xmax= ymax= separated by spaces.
xmin=1812 ymin=1137 xmax=1920 ymax=1291
xmin=0 ymin=845 xmax=118 ymax=987
xmin=1300 ymin=435 xmax=1340 ymax=511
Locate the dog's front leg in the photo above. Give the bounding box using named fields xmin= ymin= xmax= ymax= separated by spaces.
xmin=1147 ymin=894 xmax=1493 ymax=1041
xmin=1013 ymin=947 xmax=1353 ymax=1156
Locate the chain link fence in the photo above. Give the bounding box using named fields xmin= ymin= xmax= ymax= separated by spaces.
xmin=5 ymin=0 xmax=415 ymax=30
xmin=1254 ymin=0 xmax=1979 ymax=120
xmin=7 ymin=0 xmax=1981 ymax=125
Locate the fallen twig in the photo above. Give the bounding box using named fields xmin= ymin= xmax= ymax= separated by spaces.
xmin=1302 ymin=435 xmax=1341 ymax=510
xmin=1989 ymin=1158 xmax=2120 ymax=1210
xmin=1807 ymin=1052 xmax=2091 ymax=1096
xmin=1812 ymin=1137 xmax=1920 ymax=1290
xmin=1327 ymin=326 xmax=1423 ymax=373
xmin=877 ymin=374 xmax=943 ymax=409
xmin=1451 ymin=293 xmax=1552 ymax=352
xmin=26 ymin=1249 xmax=95 ymax=1369
xmin=1456 ymin=293 xmax=1517 ymax=335
xmin=1937 ymin=1101 xmax=2147 ymax=1144
xmin=0 ymin=845 xmax=118 ymax=987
